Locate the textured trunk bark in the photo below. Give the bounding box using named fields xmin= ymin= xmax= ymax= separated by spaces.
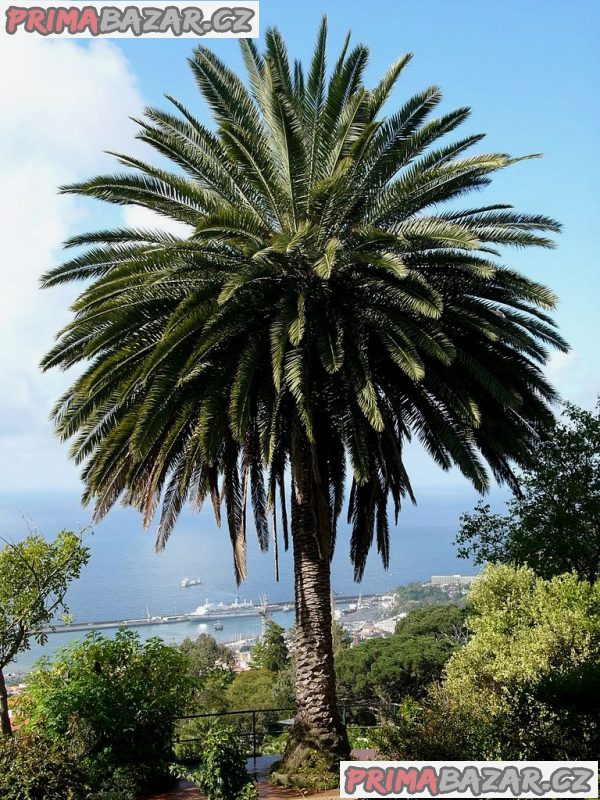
xmin=0 ymin=668 xmax=12 ymax=737
xmin=284 ymin=448 xmax=350 ymax=770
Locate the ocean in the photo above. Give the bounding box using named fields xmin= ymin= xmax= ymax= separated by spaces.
xmin=0 ymin=486 xmax=496 ymax=674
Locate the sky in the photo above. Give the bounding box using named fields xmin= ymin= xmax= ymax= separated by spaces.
xmin=1 ymin=0 xmax=599 ymax=497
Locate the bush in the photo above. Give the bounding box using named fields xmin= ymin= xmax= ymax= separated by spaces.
xmin=20 ymin=630 xmax=194 ymax=795
xmin=443 ymin=565 xmax=600 ymax=758
xmin=0 ymin=729 xmax=172 ymax=800
xmin=371 ymin=689 xmax=489 ymax=760
xmin=0 ymin=732 xmax=87 ymax=800
xmin=181 ymin=724 xmax=257 ymax=800
xmin=376 ymin=566 xmax=600 ymax=761
xmin=261 ymin=731 xmax=289 ymax=755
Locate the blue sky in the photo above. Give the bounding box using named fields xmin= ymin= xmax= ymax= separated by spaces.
xmin=1 ymin=0 xmax=599 ymax=495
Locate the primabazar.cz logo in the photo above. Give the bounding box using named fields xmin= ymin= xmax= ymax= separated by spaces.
xmin=3 ymin=1 xmax=258 ymax=37
xmin=340 ymin=761 xmax=599 ymax=799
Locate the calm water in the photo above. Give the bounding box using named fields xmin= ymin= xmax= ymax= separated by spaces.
xmin=1 ymin=487 xmax=496 ymax=673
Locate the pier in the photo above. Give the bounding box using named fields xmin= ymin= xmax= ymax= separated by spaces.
xmin=40 ymin=594 xmax=378 ymax=635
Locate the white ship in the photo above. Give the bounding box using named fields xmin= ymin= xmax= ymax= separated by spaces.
xmin=187 ymin=598 xmax=257 ymax=620
xmin=189 ymin=599 xmax=212 ymax=618
xmin=181 ymin=577 xmax=202 ymax=588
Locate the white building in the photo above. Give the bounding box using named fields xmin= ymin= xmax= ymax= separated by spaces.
xmin=430 ymin=574 xmax=475 ymax=587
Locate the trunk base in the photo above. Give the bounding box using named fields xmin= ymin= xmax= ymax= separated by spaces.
xmin=276 ymin=716 xmax=350 ymax=786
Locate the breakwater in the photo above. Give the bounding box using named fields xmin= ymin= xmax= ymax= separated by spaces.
xmin=40 ymin=594 xmax=377 ymax=635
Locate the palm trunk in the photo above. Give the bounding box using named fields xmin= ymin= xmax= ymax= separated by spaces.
xmin=284 ymin=449 xmax=350 ymax=771
xmin=0 ymin=668 xmax=12 ymax=737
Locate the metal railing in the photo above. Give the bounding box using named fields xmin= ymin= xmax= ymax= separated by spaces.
xmin=172 ymin=702 xmax=387 ymax=761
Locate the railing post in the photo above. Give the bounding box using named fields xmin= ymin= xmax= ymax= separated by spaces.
xmin=252 ymin=710 xmax=257 ymax=758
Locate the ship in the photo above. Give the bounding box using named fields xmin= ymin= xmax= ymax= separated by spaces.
xmin=187 ymin=598 xmax=258 ymax=620
xmin=181 ymin=577 xmax=202 ymax=588
xmin=213 ymin=621 xmax=223 ymax=631
xmin=189 ymin=599 xmax=212 ymax=618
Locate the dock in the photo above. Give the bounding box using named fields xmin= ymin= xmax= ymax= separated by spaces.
xmin=40 ymin=594 xmax=377 ymax=635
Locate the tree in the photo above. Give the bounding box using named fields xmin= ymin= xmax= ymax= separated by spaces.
xmin=395 ymin=604 xmax=468 ymax=644
xmin=0 ymin=531 xmax=89 ymax=737
xmin=336 ymin=605 xmax=466 ymax=702
xmin=21 ymin=630 xmax=193 ymax=789
xmin=225 ymin=668 xmax=279 ymax=712
xmin=456 ymin=400 xmax=600 ymax=583
xmin=375 ymin=566 xmax=600 ymax=760
xmin=41 ymin=21 xmax=565 ymax=767
xmin=180 ymin=633 xmax=236 ymax=712
xmin=181 ymin=633 xmax=236 ymax=679
xmin=443 ymin=565 xmax=600 ymax=758
xmin=332 ymin=621 xmax=351 ymax=655
xmin=250 ymin=620 xmax=289 ymax=672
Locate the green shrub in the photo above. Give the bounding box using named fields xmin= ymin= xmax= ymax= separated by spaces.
xmin=0 ymin=729 xmax=170 ymax=800
xmin=0 ymin=732 xmax=87 ymax=800
xmin=173 ymin=715 xmax=216 ymax=762
xmin=181 ymin=724 xmax=257 ymax=800
xmin=442 ymin=565 xmax=600 ymax=759
xmin=376 ymin=567 xmax=600 ymax=761
xmin=346 ymin=725 xmax=376 ymax=751
xmin=20 ymin=630 xmax=193 ymax=795
xmin=261 ymin=731 xmax=289 ymax=755
xmin=371 ymin=689 xmax=490 ymax=760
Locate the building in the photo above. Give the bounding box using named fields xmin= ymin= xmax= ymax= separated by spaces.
xmin=430 ymin=574 xmax=475 ymax=587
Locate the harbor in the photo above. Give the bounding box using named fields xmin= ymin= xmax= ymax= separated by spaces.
xmin=40 ymin=594 xmax=379 ymax=635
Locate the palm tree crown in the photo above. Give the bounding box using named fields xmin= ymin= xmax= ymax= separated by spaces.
xmin=42 ymin=22 xmax=567 ymax=585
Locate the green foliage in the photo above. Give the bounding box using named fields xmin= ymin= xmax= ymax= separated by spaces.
xmin=0 ymin=531 xmax=89 ymax=670
xmin=449 ymin=564 xmax=600 ymax=758
xmin=445 ymin=565 xmax=600 ymax=712
xmin=456 ymin=399 xmax=600 ymax=584
xmin=379 ymin=566 xmax=600 ymax=760
xmin=0 ymin=530 xmax=90 ymax=736
xmin=191 ymin=668 xmax=234 ymax=714
xmin=336 ymin=605 xmax=466 ymax=702
xmin=182 ymin=724 xmax=257 ymax=800
xmin=226 ymin=668 xmax=280 ymax=711
xmin=395 ymin=604 xmax=468 ymax=640
xmin=332 ymin=620 xmax=351 ymax=654
xmin=0 ymin=729 xmax=170 ymax=800
xmin=21 ymin=630 xmax=193 ymax=792
xmin=261 ymin=731 xmax=289 ymax=755
xmin=0 ymin=732 xmax=87 ymax=800
xmin=180 ymin=633 xmax=236 ymax=712
xmin=391 ymin=582 xmax=461 ymax=614
xmin=271 ymin=661 xmax=296 ymax=708
xmin=372 ymin=689 xmax=489 ymax=760
xmin=250 ymin=621 xmax=289 ymax=672
xmin=181 ymin=632 xmax=236 ymax=678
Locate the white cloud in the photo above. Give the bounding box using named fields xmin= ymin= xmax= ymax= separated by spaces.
xmin=0 ymin=38 xmax=145 ymax=489
xmin=546 ymin=351 xmax=600 ymax=409
xmin=123 ymin=206 xmax=192 ymax=237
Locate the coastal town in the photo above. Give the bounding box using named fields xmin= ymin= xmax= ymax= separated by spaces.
xmin=4 ymin=574 xmax=475 ymax=730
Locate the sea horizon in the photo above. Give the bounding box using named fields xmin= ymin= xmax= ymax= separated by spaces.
xmin=1 ymin=485 xmax=503 ymax=674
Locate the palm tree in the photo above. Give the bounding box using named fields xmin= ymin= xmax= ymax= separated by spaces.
xmin=42 ymin=21 xmax=567 ymax=767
